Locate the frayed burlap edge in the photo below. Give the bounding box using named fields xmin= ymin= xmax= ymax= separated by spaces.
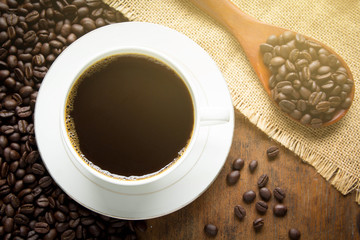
xmin=103 ymin=1 xmax=360 ymax=204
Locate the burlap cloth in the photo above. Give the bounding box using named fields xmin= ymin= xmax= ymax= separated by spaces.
xmin=103 ymin=0 xmax=360 ymax=203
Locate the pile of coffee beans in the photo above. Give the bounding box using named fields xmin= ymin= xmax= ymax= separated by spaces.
xmin=207 ymin=146 xmax=301 ymax=238
xmin=0 ymin=0 xmax=146 ymax=239
xmin=260 ymin=31 xmax=354 ymax=127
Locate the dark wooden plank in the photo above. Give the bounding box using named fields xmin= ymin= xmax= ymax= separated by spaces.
xmin=138 ymin=111 xmax=359 ymax=239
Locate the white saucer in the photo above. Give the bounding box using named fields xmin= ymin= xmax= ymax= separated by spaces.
xmin=35 ymin=22 xmax=234 ymax=220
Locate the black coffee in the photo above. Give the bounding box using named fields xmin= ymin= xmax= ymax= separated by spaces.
xmin=65 ymin=54 xmax=194 ymax=178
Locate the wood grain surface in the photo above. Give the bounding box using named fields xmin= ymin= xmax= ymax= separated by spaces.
xmin=137 ymin=111 xmax=359 ymax=239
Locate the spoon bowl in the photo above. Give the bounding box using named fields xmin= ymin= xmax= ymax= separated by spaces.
xmin=190 ymin=0 xmax=354 ymax=127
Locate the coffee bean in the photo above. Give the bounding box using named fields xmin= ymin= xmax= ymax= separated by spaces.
xmin=43 ymin=228 xmax=57 ymax=240
xmin=4 ymin=217 xmax=14 ymax=232
xmin=34 ymin=221 xmax=50 ymax=234
xmin=19 ymin=203 xmax=35 ymax=215
xmin=255 ymin=201 xmax=268 ymax=214
xmin=273 ymin=204 xmax=288 ymax=217
xmin=25 ymin=11 xmax=40 ymax=23
xmin=259 ymin=187 xmax=272 ymax=201
xmin=257 ymin=174 xmax=269 ymax=188
xmin=61 ymin=229 xmax=75 ymax=240
xmin=279 ymin=100 xmax=296 ymax=113
xmin=80 ymin=17 xmax=96 ymax=31
xmin=25 ymin=151 xmax=39 ymax=164
xmin=289 ymin=228 xmax=301 ymax=240
xmin=232 ymin=158 xmax=244 ymax=170
xmin=266 ymin=146 xmax=279 ymax=159
xmin=234 ymin=205 xmax=246 ymax=220
xmin=243 ymin=190 xmax=256 ymax=203
xmin=249 ymin=160 xmax=258 ymax=172
xmin=274 ymin=187 xmax=286 ymax=202
xmin=39 ymin=176 xmax=52 ymax=188
xmin=16 ymin=106 xmax=32 ymax=118
xmin=204 ymin=224 xmax=218 ymax=237
xmin=23 ymin=174 xmax=36 ymax=184
xmin=226 ymin=170 xmax=240 ymax=185
xmin=14 ymin=213 xmax=30 ymax=225
xmin=54 ymin=210 xmax=67 ymax=222
xmin=253 ymin=218 xmax=264 ymax=231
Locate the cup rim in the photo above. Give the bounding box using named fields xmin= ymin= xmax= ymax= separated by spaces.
xmin=59 ymin=46 xmax=201 ymax=187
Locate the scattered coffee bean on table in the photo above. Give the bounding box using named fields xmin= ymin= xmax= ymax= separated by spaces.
xmin=260 ymin=31 xmax=354 ymax=127
xmin=255 ymin=201 xmax=268 ymax=214
xmin=289 ymin=228 xmax=301 ymax=240
xmin=259 ymin=187 xmax=272 ymax=201
xmin=273 ymin=204 xmax=288 ymax=217
xmin=267 ymin=146 xmax=279 ymax=159
xmin=253 ymin=218 xmax=264 ymax=231
xmin=204 ymin=223 xmax=218 ymax=237
xmin=0 ymin=0 xmax=143 ymax=239
xmin=274 ymin=187 xmax=286 ymax=202
xmin=249 ymin=160 xmax=258 ymax=172
xmin=234 ymin=205 xmax=246 ymax=221
xmin=226 ymin=170 xmax=240 ymax=185
xmin=232 ymin=158 xmax=244 ymax=170
xmin=257 ymin=174 xmax=269 ymax=188
xmin=243 ymin=190 xmax=256 ymax=203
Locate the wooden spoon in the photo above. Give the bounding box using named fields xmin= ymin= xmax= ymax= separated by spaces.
xmin=190 ymin=0 xmax=354 ymax=127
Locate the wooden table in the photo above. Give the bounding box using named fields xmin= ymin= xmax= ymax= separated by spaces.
xmin=138 ymin=111 xmax=359 ymax=239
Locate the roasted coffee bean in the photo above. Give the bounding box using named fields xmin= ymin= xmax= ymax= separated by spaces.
xmin=253 ymin=218 xmax=264 ymax=231
xmin=56 ymin=222 xmax=70 ymax=233
xmin=232 ymin=158 xmax=244 ymax=170
xmin=1 ymin=125 xmax=14 ymax=135
xmin=61 ymin=229 xmax=76 ymax=240
xmin=44 ymin=229 xmax=57 ymax=240
xmin=226 ymin=170 xmax=240 ymax=185
xmin=20 ymin=203 xmax=35 ymax=215
xmin=69 ymin=218 xmax=80 ymax=228
xmin=249 ymin=160 xmax=258 ymax=172
xmin=32 ymin=163 xmax=45 ymax=175
xmin=36 ymin=197 xmax=49 ymax=207
xmin=273 ymin=204 xmax=288 ymax=217
xmin=34 ymin=222 xmax=50 ymax=234
xmin=5 ymin=203 xmax=15 ymax=217
xmin=88 ymin=224 xmax=101 ymax=237
xmin=289 ymin=228 xmax=301 ymax=240
xmin=234 ymin=204 xmax=247 ymax=221
xmin=243 ymin=190 xmax=256 ymax=203
xmin=279 ymin=100 xmax=296 ymax=113
xmin=14 ymin=213 xmax=30 ymax=225
xmin=16 ymin=106 xmax=32 ymax=118
xmin=23 ymin=174 xmax=36 ymax=184
xmin=259 ymin=187 xmax=272 ymax=201
xmin=54 ymin=210 xmax=67 ymax=222
xmin=267 ymin=146 xmax=279 ymax=158
xmin=26 ymin=151 xmax=39 ymax=164
xmin=80 ymin=17 xmax=96 ymax=31
xmin=255 ymin=201 xmax=268 ymax=214
xmin=4 ymin=217 xmax=14 ymax=232
xmin=274 ymin=187 xmax=286 ymax=201
xmin=39 ymin=176 xmax=52 ymax=188
xmin=204 ymin=224 xmax=218 ymax=237
xmin=257 ymin=174 xmax=269 ymax=188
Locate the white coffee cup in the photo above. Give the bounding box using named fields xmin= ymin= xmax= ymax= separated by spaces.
xmin=59 ymin=46 xmax=231 ymax=194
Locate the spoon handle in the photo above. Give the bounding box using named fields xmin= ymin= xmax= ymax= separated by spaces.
xmin=190 ymin=0 xmax=287 ymax=94
xmin=191 ymin=0 xmax=289 ymax=47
